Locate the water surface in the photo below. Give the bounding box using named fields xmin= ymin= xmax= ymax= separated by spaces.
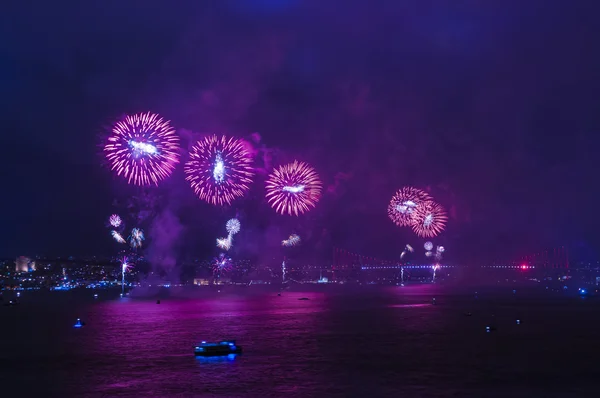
xmin=1 ymin=285 xmax=597 ymax=397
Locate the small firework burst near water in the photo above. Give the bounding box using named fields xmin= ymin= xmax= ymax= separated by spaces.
xmin=184 ymin=135 xmax=255 ymax=206
xmin=129 ymin=228 xmax=145 ymax=249
xmin=412 ymin=201 xmax=448 ymax=238
xmin=213 ymin=253 xmax=232 ymax=275
xmin=388 ymin=187 xmax=432 ymax=227
xmin=104 ymin=112 xmax=180 ymax=186
xmin=121 ymin=257 xmax=131 ymax=272
xmin=424 ymin=241 xmax=433 ymax=251
xmin=265 ymin=161 xmax=322 ymax=216
xmin=121 ymin=256 xmax=132 ymax=294
xmin=282 ymin=234 xmax=301 ymax=247
xmin=226 ymin=218 xmax=241 ymax=235
xmin=111 ymin=230 xmax=126 ymax=244
xmin=109 ymin=214 xmax=122 ymax=228
xmin=121 ymin=256 xmax=133 ymax=275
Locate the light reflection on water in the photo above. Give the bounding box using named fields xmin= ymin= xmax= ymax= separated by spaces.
xmin=2 ymin=286 xmax=600 ymax=397
xmin=388 ymin=303 xmax=431 ymax=308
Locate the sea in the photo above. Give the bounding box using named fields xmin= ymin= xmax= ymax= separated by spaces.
xmin=0 ymin=284 xmax=598 ymax=397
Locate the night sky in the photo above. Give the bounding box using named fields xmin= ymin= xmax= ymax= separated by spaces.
xmin=1 ymin=0 xmax=599 ymax=263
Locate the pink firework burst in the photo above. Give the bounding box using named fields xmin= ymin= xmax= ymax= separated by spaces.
xmin=387 ymin=187 xmax=432 ymax=227
xmin=104 ymin=112 xmax=180 ymax=186
xmin=213 ymin=253 xmax=232 ymax=275
xmin=184 ymin=135 xmax=254 ymax=206
xmin=411 ymin=201 xmax=448 ymax=238
xmin=109 ymin=214 xmax=122 ymax=228
xmin=265 ymin=161 xmax=322 ymax=216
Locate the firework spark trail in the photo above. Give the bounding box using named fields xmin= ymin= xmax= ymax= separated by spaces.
xmin=435 ymin=246 xmax=444 ymax=261
xmin=432 ymin=264 xmax=439 ymax=281
xmin=185 ymin=135 xmax=255 ymax=206
xmin=111 ymin=230 xmax=126 ymax=244
xmin=226 ymin=218 xmax=241 ymax=235
xmin=265 ymin=161 xmax=322 ymax=216
xmin=109 ymin=214 xmax=122 ymax=228
xmin=216 ymin=235 xmax=233 ymax=251
xmin=412 ymin=201 xmax=448 ymax=238
xmin=129 ymin=228 xmax=145 ymax=249
xmin=400 ymin=243 xmax=413 ymax=259
xmin=282 ymin=234 xmax=301 ymax=247
xmin=387 ymin=187 xmax=432 ymax=227
xmin=121 ymin=256 xmax=133 ymax=295
xmin=104 ymin=112 xmax=180 ymax=186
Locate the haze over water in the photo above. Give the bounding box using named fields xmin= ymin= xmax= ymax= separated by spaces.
xmin=1 ymin=285 xmax=598 ymax=397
